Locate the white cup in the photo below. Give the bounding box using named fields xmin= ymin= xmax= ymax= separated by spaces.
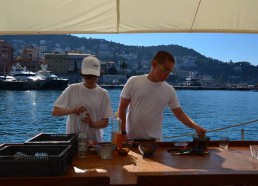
xmin=250 ymin=145 xmax=258 ymax=159
xmin=219 ymin=136 xmax=229 ymax=150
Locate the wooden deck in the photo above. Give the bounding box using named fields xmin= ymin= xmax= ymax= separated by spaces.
xmin=1 ymin=141 xmax=258 ymax=186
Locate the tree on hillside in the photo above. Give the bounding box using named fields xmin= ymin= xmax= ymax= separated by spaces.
xmin=120 ymin=61 xmax=128 ymax=75
xmin=108 ymin=66 xmax=117 ymax=75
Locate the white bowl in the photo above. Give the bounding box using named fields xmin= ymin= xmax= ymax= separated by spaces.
xmin=138 ymin=142 xmax=158 ymax=156
xmin=95 ymin=142 xmax=116 ymax=159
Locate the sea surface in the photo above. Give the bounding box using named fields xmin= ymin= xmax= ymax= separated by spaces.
xmin=0 ymin=89 xmax=258 ymax=143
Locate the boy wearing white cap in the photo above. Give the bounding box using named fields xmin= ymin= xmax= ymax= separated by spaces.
xmin=52 ymin=56 xmax=113 ymax=143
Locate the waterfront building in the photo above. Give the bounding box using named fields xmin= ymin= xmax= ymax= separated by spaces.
xmin=22 ymin=45 xmax=42 ymax=62
xmin=44 ymin=52 xmax=91 ymax=75
xmin=200 ymin=74 xmax=215 ymax=86
xmin=0 ymin=40 xmax=13 ymax=74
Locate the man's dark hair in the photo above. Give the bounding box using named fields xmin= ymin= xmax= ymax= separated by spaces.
xmin=152 ymin=51 xmax=175 ymax=64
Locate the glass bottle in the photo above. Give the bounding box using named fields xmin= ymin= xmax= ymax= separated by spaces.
xmin=77 ymin=112 xmax=88 ymax=159
xmin=111 ymin=112 xmax=122 ymax=147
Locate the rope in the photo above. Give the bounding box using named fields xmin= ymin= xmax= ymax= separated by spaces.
xmin=164 ymin=119 xmax=258 ymax=139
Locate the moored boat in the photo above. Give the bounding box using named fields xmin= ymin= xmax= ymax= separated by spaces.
xmin=185 ymin=76 xmax=201 ymax=86
xmin=0 ymin=64 xmax=69 ymax=90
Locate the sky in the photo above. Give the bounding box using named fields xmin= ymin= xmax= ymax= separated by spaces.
xmin=73 ymin=33 xmax=258 ymax=66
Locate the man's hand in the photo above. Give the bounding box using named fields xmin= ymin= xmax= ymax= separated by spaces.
xmin=195 ymin=126 xmax=206 ymax=137
xmin=72 ymin=106 xmax=86 ymax=115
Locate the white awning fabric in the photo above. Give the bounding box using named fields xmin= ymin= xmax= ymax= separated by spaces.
xmin=0 ymin=0 xmax=258 ymax=34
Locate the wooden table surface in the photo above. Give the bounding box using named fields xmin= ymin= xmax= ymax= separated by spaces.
xmin=1 ymin=141 xmax=258 ymax=186
xmin=66 ymin=141 xmax=258 ymax=186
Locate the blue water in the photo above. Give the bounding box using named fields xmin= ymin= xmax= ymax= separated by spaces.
xmin=0 ymin=89 xmax=258 ymax=143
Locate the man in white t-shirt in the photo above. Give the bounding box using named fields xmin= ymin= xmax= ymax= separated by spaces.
xmin=52 ymin=56 xmax=113 ymax=143
xmin=118 ymin=51 xmax=206 ymax=141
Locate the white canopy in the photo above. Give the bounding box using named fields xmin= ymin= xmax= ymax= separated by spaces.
xmin=0 ymin=0 xmax=258 ymax=34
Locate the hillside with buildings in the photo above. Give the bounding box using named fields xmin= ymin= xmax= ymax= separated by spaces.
xmin=1 ymin=34 xmax=258 ymax=86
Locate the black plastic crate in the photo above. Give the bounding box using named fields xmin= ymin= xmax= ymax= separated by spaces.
xmin=0 ymin=143 xmax=4 ymax=149
xmin=25 ymin=133 xmax=77 ymax=154
xmin=0 ymin=144 xmax=73 ymax=177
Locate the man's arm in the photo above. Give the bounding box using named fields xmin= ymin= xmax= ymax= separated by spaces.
xmin=52 ymin=106 xmax=86 ymax=116
xmin=172 ymin=107 xmax=206 ymax=137
xmin=118 ymin=97 xmax=130 ymax=134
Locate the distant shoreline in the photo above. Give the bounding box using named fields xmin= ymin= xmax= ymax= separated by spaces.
xmin=100 ymin=84 xmax=258 ymax=91
xmin=0 ymin=84 xmax=256 ymax=91
xmin=173 ymin=86 xmax=257 ymax=91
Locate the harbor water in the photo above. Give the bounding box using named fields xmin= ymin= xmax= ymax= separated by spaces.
xmin=0 ymin=89 xmax=258 ymax=143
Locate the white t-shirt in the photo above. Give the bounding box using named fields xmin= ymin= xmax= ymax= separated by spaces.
xmin=53 ymin=82 xmax=113 ymax=142
xmin=120 ymin=75 xmax=180 ymax=141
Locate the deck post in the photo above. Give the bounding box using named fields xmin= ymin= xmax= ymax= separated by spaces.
xmin=241 ymin=129 xmax=245 ymax=141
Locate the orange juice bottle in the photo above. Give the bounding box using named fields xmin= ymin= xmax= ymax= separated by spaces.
xmin=111 ymin=112 xmax=122 ymax=146
xmin=116 ymin=132 xmax=123 ymax=147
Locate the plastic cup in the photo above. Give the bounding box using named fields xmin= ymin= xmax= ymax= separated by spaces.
xmin=219 ymin=136 xmax=229 ymax=150
xmin=250 ymin=145 xmax=258 ymax=159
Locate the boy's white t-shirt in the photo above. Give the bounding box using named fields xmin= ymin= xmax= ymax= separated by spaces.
xmin=53 ymin=82 xmax=113 ymax=142
xmin=120 ymin=75 xmax=180 ymax=141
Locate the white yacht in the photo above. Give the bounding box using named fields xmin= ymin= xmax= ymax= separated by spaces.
xmin=0 ymin=63 xmax=69 ymax=90
xmin=10 ymin=63 xmax=36 ymax=81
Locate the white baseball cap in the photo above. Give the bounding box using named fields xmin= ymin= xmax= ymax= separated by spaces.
xmin=81 ymin=56 xmax=100 ymax=76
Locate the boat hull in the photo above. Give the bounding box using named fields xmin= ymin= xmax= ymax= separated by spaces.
xmin=0 ymin=79 xmax=69 ymax=90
